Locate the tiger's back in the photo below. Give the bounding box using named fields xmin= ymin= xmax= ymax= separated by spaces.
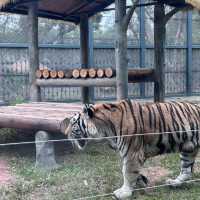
xmin=139 ymin=101 xmax=200 ymax=157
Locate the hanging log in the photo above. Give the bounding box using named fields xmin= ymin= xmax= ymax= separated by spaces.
xmin=50 ymin=70 xmax=57 ymax=79
xmin=35 ymin=69 xmax=43 ymax=79
xmin=97 ymin=69 xmax=105 ymax=78
xmin=80 ymin=69 xmax=88 ymax=78
xmin=105 ymin=68 xmax=115 ymax=78
xmin=88 ymin=68 xmax=97 ymax=78
xmin=42 ymin=69 xmax=50 ymax=79
xmin=72 ymin=69 xmax=80 ymax=79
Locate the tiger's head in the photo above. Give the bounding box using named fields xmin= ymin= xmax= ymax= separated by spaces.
xmin=64 ymin=102 xmax=125 ymax=150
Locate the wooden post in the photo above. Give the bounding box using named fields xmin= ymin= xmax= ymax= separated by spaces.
xmin=115 ymin=0 xmax=128 ymax=100
xmin=186 ymin=11 xmax=192 ymax=96
xmin=28 ymin=2 xmax=41 ymax=102
xmin=80 ymin=14 xmax=90 ymax=103
xmin=154 ymin=4 xmax=166 ymax=102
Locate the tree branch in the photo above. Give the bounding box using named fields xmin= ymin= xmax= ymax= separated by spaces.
xmin=122 ymin=0 xmax=139 ymax=31
xmin=164 ymin=7 xmax=182 ymax=25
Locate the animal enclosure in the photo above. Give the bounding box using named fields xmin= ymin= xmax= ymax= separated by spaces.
xmin=0 ymin=42 xmax=200 ymax=102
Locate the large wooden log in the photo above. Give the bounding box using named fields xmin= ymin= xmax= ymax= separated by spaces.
xmin=0 ymin=113 xmax=66 ymax=132
xmin=128 ymin=69 xmax=155 ymax=82
xmin=36 ymin=78 xmax=116 ymax=87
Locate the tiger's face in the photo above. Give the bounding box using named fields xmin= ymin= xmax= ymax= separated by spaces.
xmin=65 ymin=105 xmax=98 ymax=150
xmin=65 ymin=103 xmax=122 ymax=150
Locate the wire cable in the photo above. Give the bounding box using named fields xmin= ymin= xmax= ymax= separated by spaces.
xmin=73 ymin=178 xmax=200 ymax=200
xmin=0 ymin=129 xmax=199 ymax=147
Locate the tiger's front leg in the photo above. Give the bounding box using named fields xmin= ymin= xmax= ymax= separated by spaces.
xmin=114 ymin=159 xmax=142 ymax=200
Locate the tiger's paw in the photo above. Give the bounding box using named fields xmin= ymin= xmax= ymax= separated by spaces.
xmin=113 ymin=186 xmax=133 ymax=200
xmin=166 ymin=173 xmax=192 ymax=187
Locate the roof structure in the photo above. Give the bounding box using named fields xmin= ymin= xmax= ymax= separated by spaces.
xmin=0 ymin=0 xmax=114 ymax=23
xmin=0 ymin=0 xmax=200 ymax=23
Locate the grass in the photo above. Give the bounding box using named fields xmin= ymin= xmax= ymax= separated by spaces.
xmin=1 ymin=143 xmax=200 ymax=200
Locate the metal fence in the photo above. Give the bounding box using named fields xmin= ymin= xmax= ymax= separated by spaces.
xmin=0 ymin=10 xmax=199 ymax=103
xmin=0 ymin=42 xmax=199 ymax=103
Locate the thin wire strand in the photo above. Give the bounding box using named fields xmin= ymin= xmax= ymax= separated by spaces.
xmin=73 ymin=178 xmax=200 ymax=200
xmin=0 ymin=129 xmax=200 ymax=147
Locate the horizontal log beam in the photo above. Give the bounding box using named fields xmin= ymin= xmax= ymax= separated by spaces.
xmin=36 ymin=68 xmax=155 ymax=87
xmin=0 ymin=113 xmax=67 ymax=132
xmin=128 ymin=68 xmax=155 ymax=83
xmin=36 ymin=78 xmax=116 ymax=87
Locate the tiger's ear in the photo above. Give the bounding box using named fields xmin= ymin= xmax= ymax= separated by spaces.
xmin=83 ymin=104 xmax=94 ymax=119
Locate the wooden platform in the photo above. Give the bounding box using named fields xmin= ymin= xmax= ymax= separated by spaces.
xmin=0 ymin=102 xmax=82 ymax=133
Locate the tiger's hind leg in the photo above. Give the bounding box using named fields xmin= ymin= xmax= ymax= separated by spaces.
xmin=166 ymin=145 xmax=198 ymax=187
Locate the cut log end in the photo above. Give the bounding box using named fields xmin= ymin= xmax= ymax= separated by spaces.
xmin=57 ymin=70 xmax=65 ymax=79
xmin=72 ymin=69 xmax=80 ymax=79
xmin=97 ymin=69 xmax=105 ymax=78
xmin=50 ymin=70 xmax=57 ymax=79
xmin=42 ymin=69 xmax=50 ymax=79
xmin=105 ymin=68 xmax=115 ymax=78
xmin=36 ymin=70 xmax=43 ymax=79
xmin=88 ymin=68 xmax=97 ymax=78
xmin=80 ymin=69 xmax=88 ymax=78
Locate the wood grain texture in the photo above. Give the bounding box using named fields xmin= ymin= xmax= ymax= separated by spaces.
xmin=0 ymin=103 xmax=82 ymax=133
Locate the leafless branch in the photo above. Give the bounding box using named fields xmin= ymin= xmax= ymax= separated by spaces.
xmin=164 ymin=7 xmax=182 ymax=25
xmin=123 ymin=0 xmax=139 ymax=31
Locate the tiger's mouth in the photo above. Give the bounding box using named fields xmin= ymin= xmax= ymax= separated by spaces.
xmin=73 ymin=138 xmax=87 ymax=150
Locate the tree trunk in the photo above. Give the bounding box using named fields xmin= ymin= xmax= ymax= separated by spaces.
xmin=28 ymin=2 xmax=41 ymax=101
xmin=115 ymin=0 xmax=128 ymax=100
xmin=154 ymin=4 xmax=166 ymax=102
xmin=80 ymin=14 xmax=90 ymax=103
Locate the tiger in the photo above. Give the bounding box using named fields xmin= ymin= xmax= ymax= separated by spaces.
xmin=63 ymin=99 xmax=200 ymax=200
